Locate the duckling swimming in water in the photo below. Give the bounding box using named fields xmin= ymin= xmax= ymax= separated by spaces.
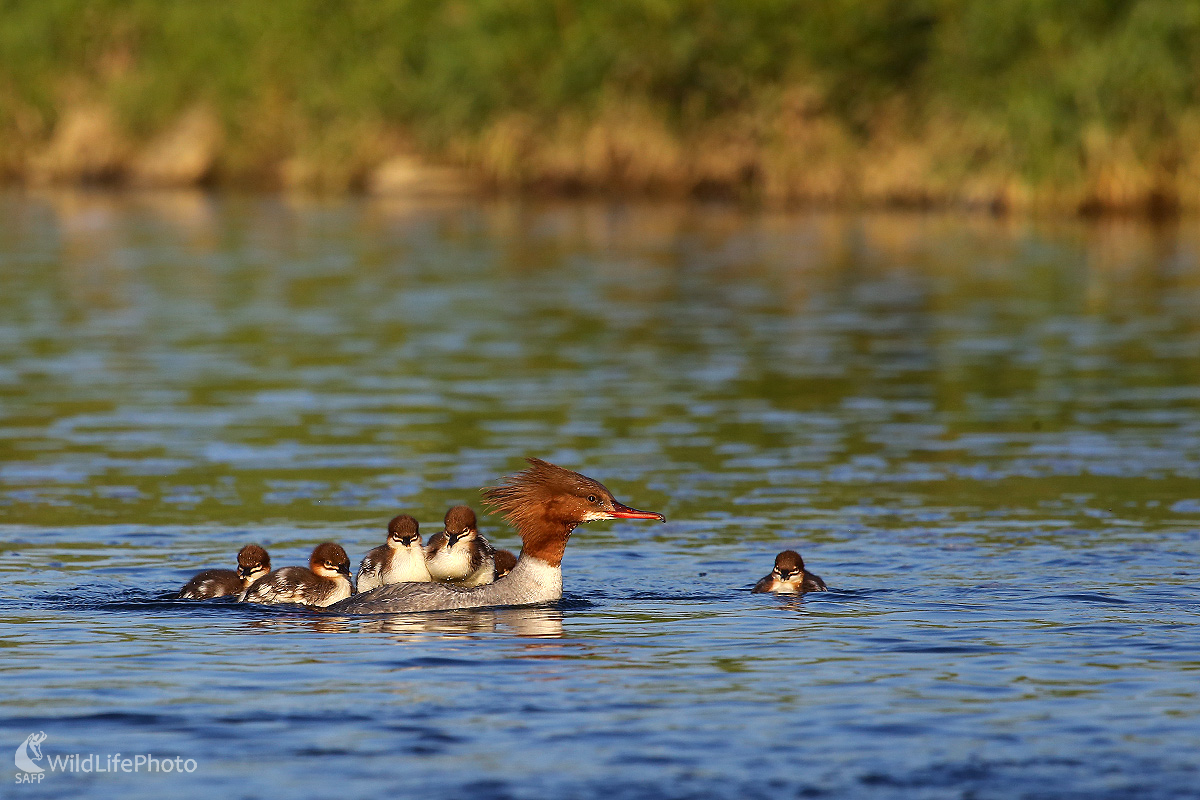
xmin=752 ymin=550 xmax=827 ymax=594
xmin=179 ymin=544 xmax=271 ymax=600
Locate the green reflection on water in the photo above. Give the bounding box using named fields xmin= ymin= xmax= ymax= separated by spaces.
xmin=1 ymin=192 xmax=1199 ymax=542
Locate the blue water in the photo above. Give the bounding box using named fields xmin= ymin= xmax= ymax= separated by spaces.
xmin=1 ymin=194 xmax=1199 ymax=798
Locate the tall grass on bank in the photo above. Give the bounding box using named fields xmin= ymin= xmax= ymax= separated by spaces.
xmin=2 ymin=0 xmax=1199 ymax=211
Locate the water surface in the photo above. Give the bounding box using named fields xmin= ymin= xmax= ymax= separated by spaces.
xmin=1 ymin=193 xmax=1199 ymax=798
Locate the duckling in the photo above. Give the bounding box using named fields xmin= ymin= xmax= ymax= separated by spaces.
xmin=425 ymin=505 xmax=496 ymax=587
xmin=752 ymin=550 xmax=827 ymax=594
xmin=179 ymin=544 xmax=271 ymax=600
xmin=357 ymin=514 xmax=431 ymax=592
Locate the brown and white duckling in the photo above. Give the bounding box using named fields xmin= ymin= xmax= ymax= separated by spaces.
xmin=333 ymin=457 xmax=665 ymax=614
xmin=424 ymin=505 xmax=496 ymax=587
xmin=179 ymin=544 xmax=271 ymax=600
xmin=492 ymin=548 xmax=518 ymax=580
xmin=357 ymin=514 xmax=432 ymax=592
xmin=752 ymin=550 xmax=827 ymax=594
xmin=240 ymin=542 xmax=353 ymax=607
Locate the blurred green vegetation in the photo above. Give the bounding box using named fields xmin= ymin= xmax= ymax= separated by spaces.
xmin=1 ymin=0 xmax=1199 ymax=206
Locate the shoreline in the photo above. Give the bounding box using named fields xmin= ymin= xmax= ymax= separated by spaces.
xmin=3 ymin=104 xmax=1195 ymax=219
xmin=5 ymin=180 xmax=1196 ymax=224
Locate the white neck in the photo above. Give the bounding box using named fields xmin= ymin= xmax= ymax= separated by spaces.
xmin=501 ymin=554 xmax=562 ymax=601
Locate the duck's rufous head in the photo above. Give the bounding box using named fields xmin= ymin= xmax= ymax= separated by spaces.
xmin=481 ymin=458 xmax=664 ymax=566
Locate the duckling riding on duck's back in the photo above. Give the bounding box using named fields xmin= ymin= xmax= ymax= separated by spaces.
xmin=356 ymin=514 xmax=431 ymax=592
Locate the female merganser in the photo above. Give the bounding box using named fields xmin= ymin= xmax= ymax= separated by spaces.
xmin=331 ymin=458 xmax=665 ymax=614
xmin=424 ymin=505 xmax=496 ymax=587
xmin=179 ymin=544 xmax=271 ymax=600
xmin=356 ymin=514 xmax=431 ymax=592
xmin=752 ymin=550 xmax=827 ymax=594
xmin=492 ymin=548 xmax=518 ymax=580
xmin=241 ymin=542 xmax=353 ymax=607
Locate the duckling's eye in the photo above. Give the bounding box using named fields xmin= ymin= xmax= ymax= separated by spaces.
xmin=587 ymin=495 xmax=598 ymax=503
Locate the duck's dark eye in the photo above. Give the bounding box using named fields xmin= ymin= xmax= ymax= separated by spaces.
xmin=587 ymin=495 xmax=598 ymax=503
